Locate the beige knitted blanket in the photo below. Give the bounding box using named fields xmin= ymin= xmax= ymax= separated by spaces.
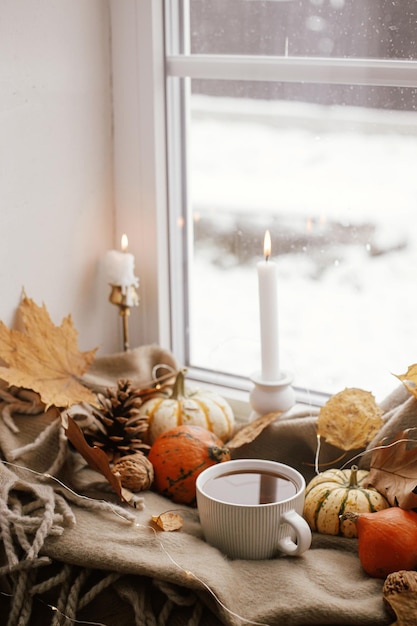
xmin=0 ymin=345 xmax=413 ymax=626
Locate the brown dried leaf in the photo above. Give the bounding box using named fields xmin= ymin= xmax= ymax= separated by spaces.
xmin=317 ymin=388 xmax=383 ymax=451
xmin=364 ymin=428 xmax=417 ymax=508
xmin=0 ymin=295 xmax=97 ymax=408
xmin=64 ymin=414 xmax=125 ymax=502
xmin=395 ymin=364 xmax=417 ymax=399
xmin=226 ymin=411 xmax=282 ymax=450
xmin=151 ymin=512 xmax=183 ymax=531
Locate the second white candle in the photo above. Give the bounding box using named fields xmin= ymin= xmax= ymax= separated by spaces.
xmin=257 ymin=230 xmax=280 ymax=381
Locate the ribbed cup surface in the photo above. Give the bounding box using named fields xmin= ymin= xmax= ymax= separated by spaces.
xmin=196 ymin=459 xmax=309 ymax=560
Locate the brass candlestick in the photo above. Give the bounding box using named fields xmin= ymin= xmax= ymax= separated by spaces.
xmin=109 ymin=284 xmax=140 ymax=351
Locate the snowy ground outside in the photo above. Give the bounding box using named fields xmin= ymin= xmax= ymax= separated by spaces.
xmin=187 ymin=95 xmax=417 ymax=403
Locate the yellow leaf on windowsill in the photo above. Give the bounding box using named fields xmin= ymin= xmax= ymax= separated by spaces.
xmin=0 ymin=293 xmax=98 ymax=409
xmin=317 ymin=387 xmax=383 ymax=451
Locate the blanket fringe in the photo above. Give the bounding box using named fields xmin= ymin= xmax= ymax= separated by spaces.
xmin=2 ymin=562 xmax=208 ymax=626
xmin=0 ymin=467 xmax=76 ymax=569
xmin=153 ymin=579 xmax=203 ymax=626
xmin=6 ymin=567 xmax=37 ymax=626
xmin=3 ymin=564 xmax=123 ymax=626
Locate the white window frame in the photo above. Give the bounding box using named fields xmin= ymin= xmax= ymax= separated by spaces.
xmin=109 ymin=0 xmax=417 ymax=408
xmin=167 ymin=54 xmax=417 ymax=87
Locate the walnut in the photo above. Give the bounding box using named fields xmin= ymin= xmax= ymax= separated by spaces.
xmin=383 ymin=570 xmax=417 ymax=626
xmin=111 ymin=452 xmax=154 ymax=492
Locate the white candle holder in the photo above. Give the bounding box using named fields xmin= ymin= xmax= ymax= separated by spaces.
xmin=249 ymin=371 xmax=295 ymax=419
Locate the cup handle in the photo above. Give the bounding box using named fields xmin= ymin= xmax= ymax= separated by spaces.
xmin=277 ymin=509 xmax=312 ymax=556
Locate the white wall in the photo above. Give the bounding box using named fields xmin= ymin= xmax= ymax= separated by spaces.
xmin=109 ymin=0 xmax=170 ymax=352
xmin=0 ymin=0 xmax=123 ymax=356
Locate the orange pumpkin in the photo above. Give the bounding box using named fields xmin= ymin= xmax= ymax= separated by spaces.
xmin=347 ymin=507 xmax=417 ymax=578
xmin=148 ymin=424 xmax=230 ymax=506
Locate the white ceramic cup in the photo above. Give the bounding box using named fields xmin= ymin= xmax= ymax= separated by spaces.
xmin=196 ymin=458 xmax=312 ymax=560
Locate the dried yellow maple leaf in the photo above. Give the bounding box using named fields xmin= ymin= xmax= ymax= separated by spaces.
xmin=317 ymin=387 xmax=383 ymax=451
xmin=0 ymin=294 xmax=98 ymax=408
xmin=395 ymin=364 xmax=417 ymax=399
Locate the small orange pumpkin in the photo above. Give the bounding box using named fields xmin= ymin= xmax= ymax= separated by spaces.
xmin=346 ymin=507 xmax=417 ymax=578
xmin=148 ymin=424 xmax=230 ymax=506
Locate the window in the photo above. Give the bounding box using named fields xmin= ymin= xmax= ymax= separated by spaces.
xmin=164 ymin=0 xmax=417 ymax=404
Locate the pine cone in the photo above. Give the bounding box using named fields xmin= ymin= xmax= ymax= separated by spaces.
xmin=83 ymin=379 xmax=150 ymax=462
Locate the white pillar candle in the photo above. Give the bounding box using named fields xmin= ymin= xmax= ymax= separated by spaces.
xmin=105 ymin=234 xmax=139 ymax=290
xmin=257 ymin=230 xmax=280 ymax=381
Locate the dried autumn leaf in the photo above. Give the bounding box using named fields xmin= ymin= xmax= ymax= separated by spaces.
xmin=364 ymin=428 xmax=417 ymax=508
xmin=317 ymin=388 xmax=383 ymax=451
xmin=226 ymin=411 xmax=282 ymax=450
xmin=63 ymin=413 xmax=125 ymax=501
xmin=0 ymin=294 xmax=97 ymax=408
xmin=151 ymin=512 xmax=183 ymax=531
xmin=395 ymin=364 xmax=417 ymax=400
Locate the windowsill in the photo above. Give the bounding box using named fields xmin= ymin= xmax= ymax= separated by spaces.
xmin=187 ymin=369 xmax=328 ymax=424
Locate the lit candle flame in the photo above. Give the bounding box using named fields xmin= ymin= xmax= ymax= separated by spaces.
xmin=121 ymin=233 xmax=128 ymax=252
xmin=263 ymin=230 xmax=272 ymax=260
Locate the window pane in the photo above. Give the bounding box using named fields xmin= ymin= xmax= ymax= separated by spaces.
xmin=190 ymin=0 xmax=417 ymax=61
xmin=185 ymin=81 xmax=417 ymax=400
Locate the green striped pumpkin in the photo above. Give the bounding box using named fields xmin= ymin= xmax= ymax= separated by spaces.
xmin=303 ymin=465 xmax=390 ymax=538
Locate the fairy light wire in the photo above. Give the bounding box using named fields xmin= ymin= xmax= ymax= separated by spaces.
xmin=0 ymin=459 xmax=135 ymax=523
xmin=1 ymin=587 xmax=107 ymax=626
xmin=47 ymin=603 xmax=106 ymax=626
xmin=339 ymin=435 xmax=417 ymax=470
xmin=314 ymin=432 xmax=417 ymax=474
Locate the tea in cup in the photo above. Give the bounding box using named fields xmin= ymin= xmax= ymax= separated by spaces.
xmin=196 ymin=458 xmax=311 ymax=560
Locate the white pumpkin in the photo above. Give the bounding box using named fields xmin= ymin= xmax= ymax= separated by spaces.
xmin=141 ymin=369 xmax=235 ymax=443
